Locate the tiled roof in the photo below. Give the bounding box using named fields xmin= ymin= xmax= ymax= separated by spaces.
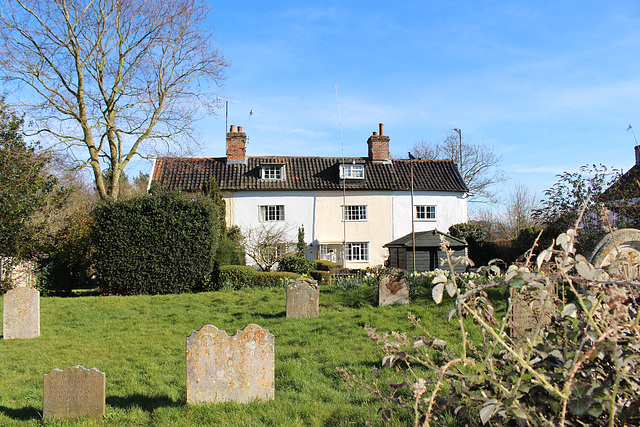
xmin=602 ymin=164 xmax=640 ymax=201
xmin=151 ymin=156 xmax=468 ymax=193
xmin=384 ymin=229 xmax=467 ymax=247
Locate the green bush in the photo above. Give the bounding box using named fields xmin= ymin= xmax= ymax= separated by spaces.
xmin=217 ymin=265 xmax=299 ymax=289
xmin=279 ymin=255 xmax=316 ymax=275
xmin=91 ymin=192 xmax=221 ymax=295
xmin=314 ymin=259 xmax=343 ymax=272
xmin=448 ymin=222 xmax=486 ymax=242
xmin=512 ymin=225 xmax=544 ymax=253
xmin=309 ymin=270 xmax=330 ymax=284
xmin=214 ymin=226 xmax=245 ymax=268
xmin=217 ymin=265 xmax=258 ymax=290
xmin=254 ymin=271 xmax=299 ymax=288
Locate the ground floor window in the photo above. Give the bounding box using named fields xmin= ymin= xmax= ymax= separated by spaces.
xmin=346 ymin=242 xmax=369 ymax=262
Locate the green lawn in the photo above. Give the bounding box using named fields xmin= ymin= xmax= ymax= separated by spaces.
xmin=0 ymin=285 xmax=462 ymax=426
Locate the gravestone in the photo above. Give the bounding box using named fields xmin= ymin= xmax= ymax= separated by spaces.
xmin=43 ymin=366 xmax=105 ymax=420
xmin=507 ymin=288 xmax=554 ymax=341
xmin=2 ymin=287 xmax=40 ymax=339
xmin=378 ymin=269 xmax=410 ymax=306
xmin=286 ymin=277 xmax=319 ymax=318
xmin=186 ymin=323 xmax=275 ymax=404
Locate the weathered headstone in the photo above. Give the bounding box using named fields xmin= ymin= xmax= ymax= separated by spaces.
xmin=2 ymin=287 xmax=40 ymax=339
xmin=378 ymin=269 xmax=410 ymax=306
xmin=507 ymin=288 xmax=554 ymax=341
xmin=286 ymin=277 xmax=319 ymax=318
xmin=43 ymin=366 xmax=105 ymax=420
xmin=186 ymin=323 xmax=275 ymax=404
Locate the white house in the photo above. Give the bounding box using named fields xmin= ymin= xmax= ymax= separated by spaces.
xmin=150 ymin=124 xmax=468 ymax=269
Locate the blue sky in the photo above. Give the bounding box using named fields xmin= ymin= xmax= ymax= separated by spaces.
xmin=153 ymin=1 xmax=640 ymax=209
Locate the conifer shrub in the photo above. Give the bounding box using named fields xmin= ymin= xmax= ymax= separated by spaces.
xmin=91 ymin=192 xmax=220 ymax=295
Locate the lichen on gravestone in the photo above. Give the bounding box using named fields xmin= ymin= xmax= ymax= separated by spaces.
xmin=186 ymin=323 xmax=275 ymax=404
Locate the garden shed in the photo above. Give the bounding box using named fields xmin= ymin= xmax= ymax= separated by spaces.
xmin=384 ymin=229 xmax=468 ymax=274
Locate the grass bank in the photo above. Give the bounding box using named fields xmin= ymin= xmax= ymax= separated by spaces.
xmin=1 ymin=285 xmax=463 ymax=426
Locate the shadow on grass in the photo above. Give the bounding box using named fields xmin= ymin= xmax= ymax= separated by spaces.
xmin=106 ymin=394 xmax=183 ymax=412
xmin=322 ymin=286 xmax=378 ymax=308
xmin=0 ymin=405 xmax=41 ymax=421
xmin=254 ymin=311 xmax=286 ymax=319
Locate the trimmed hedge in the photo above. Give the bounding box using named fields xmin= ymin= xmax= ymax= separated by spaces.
xmin=91 ymin=192 xmax=220 ymax=295
xmin=255 ymin=271 xmax=299 ymax=288
xmin=218 ymin=265 xmax=299 ymax=289
xmin=314 ymin=259 xmax=343 ymax=272
xmin=218 ymin=265 xmax=257 ymax=289
xmin=278 ymin=255 xmax=316 ymax=275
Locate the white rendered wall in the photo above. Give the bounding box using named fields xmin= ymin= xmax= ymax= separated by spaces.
xmin=229 ymin=191 xmax=316 ymax=266
xmin=391 ymin=191 xmax=468 ymax=240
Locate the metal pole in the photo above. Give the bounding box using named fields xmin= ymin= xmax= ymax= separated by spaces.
xmin=411 ymin=161 xmax=416 ymax=272
xmin=453 ymin=128 xmax=462 ymax=168
xmin=225 ymin=100 xmax=229 ymax=134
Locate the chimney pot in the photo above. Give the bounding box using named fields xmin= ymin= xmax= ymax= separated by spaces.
xmin=373 ymin=132 xmax=378 ymax=136
xmin=238 ymin=126 xmax=243 ymax=132
xmin=636 ymin=145 xmax=640 ymax=166
xmin=379 ymin=123 xmax=384 ymax=136
xmin=230 ymin=125 xmax=236 ymax=132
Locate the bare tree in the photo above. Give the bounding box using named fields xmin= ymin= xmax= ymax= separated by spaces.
xmin=0 ymin=0 xmax=228 ymax=200
xmin=242 ymin=223 xmax=295 ymax=271
xmin=469 ymin=209 xmax=510 ymax=241
xmin=504 ymin=182 xmax=539 ymax=236
xmin=412 ymin=130 xmax=507 ymax=204
xmin=470 ymin=183 xmax=539 ymax=241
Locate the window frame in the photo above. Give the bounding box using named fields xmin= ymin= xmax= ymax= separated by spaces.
xmin=343 ymin=205 xmax=368 ymax=221
xmin=415 ymin=205 xmax=436 ymax=220
xmin=261 ymin=164 xmax=286 ymax=181
xmin=339 ymin=163 xmax=365 ymax=179
xmin=345 ymin=242 xmax=369 ymax=262
xmin=259 ymin=205 xmax=285 ymax=222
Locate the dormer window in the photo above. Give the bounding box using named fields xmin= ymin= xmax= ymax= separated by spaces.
xmin=339 ymin=164 xmax=364 ymax=179
xmin=261 ymin=164 xmax=285 ymax=181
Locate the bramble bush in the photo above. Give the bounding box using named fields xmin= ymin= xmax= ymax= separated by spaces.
xmin=409 ymin=268 xmax=489 ymax=301
xmin=342 ymin=225 xmax=640 ymax=426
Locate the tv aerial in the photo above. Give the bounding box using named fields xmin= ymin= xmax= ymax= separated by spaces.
xmin=217 ymin=96 xmax=241 ymax=134
xmin=628 ymin=124 xmax=638 ymax=145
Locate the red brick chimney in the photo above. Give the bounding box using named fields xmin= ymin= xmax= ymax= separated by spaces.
xmin=226 ymin=125 xmax=247 ymax=164
xmin=367 ymin=123 xmax=390 ymax=161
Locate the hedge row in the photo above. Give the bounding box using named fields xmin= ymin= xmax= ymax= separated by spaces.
xmin=217 ymin=265 xmax=299 ymax=290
